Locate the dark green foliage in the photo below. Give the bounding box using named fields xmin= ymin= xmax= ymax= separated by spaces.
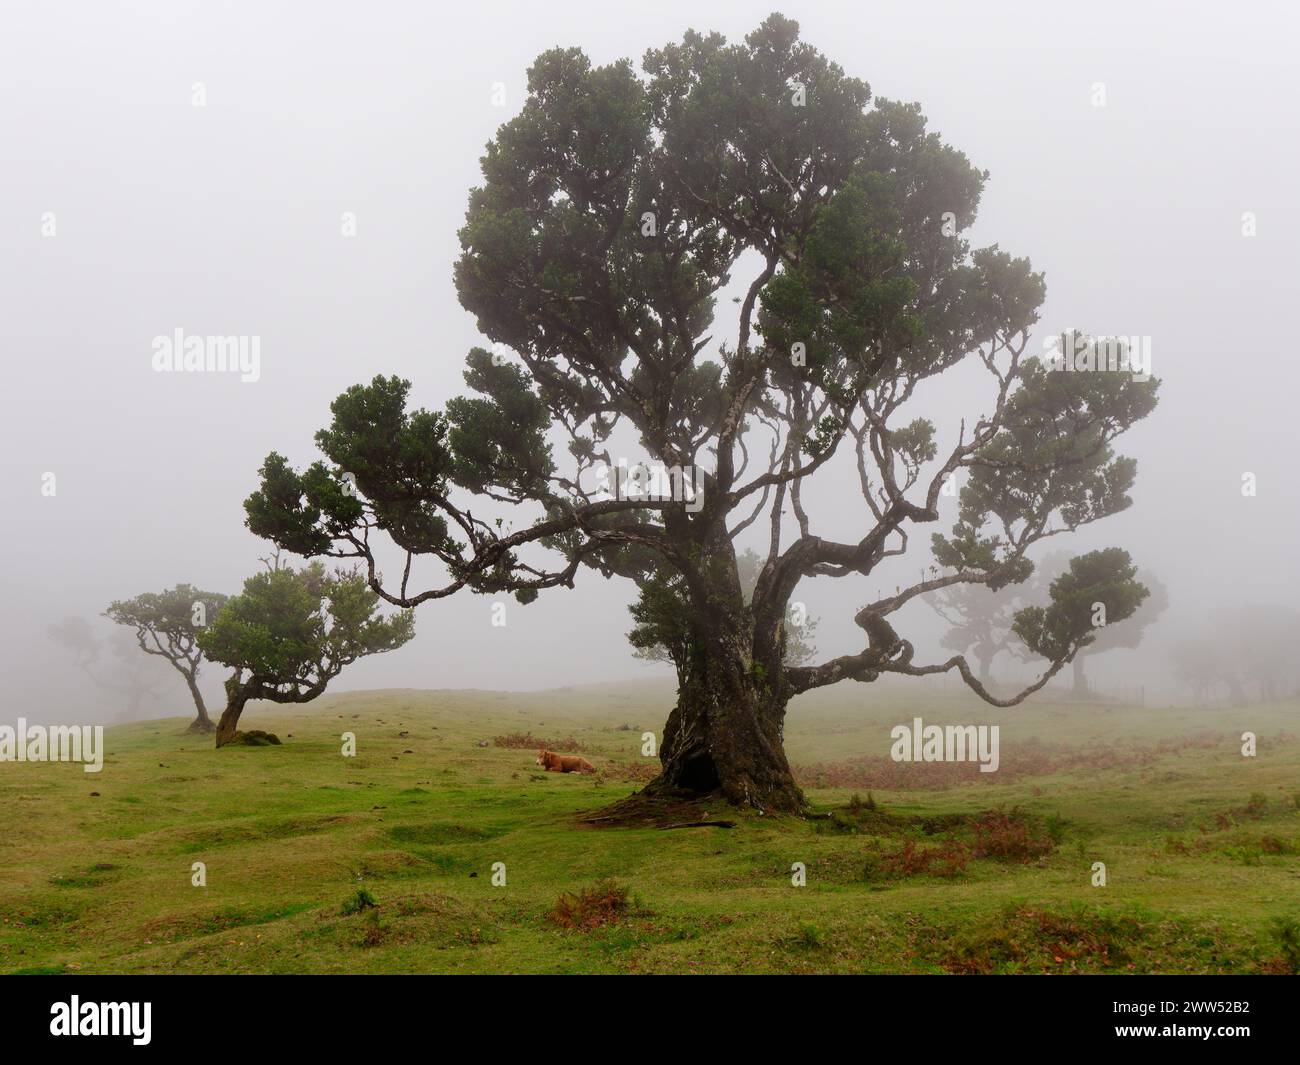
xmin=199 ymin=563 xmax=414 ymax=688
xmin=1012 ymin=549 xmax=1148 ymax=662
xmin=105 ymin=585 xmax=229 ymax=651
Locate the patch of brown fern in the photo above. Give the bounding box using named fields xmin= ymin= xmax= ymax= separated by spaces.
xmin=492 ymin=731 xmax=585 ymax=753
xmin=794 ymin=731 xmax=1242 ymax=791
xmin=547 ymin=880 xmax=633 ymax=930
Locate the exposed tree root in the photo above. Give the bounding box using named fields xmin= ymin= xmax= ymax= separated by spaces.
xmin=577 ymin=789 xmax=726 ymax=829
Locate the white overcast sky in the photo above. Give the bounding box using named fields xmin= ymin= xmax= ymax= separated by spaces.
xmin=1 ymin=0 xmax=1296 ymax=721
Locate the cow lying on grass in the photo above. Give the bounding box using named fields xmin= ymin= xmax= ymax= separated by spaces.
xmin=537 ymin=749 xmax=597 ymax=774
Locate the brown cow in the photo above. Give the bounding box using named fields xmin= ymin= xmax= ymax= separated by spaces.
xmin=536 ymin=749 xmax=597 ymax=774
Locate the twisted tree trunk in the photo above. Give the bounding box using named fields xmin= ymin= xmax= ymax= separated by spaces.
xmin=214 ymin=687 xmax=249 ymax=748
xmin=654 ymin=659 xmax=803 ymax=812
xmin=619 ymin=500 xmax=810 ymax=814
xmin=184 ymin=672 xmax=215 ymax=733
xmin=644 ymin=535 xmax=806 ymax=813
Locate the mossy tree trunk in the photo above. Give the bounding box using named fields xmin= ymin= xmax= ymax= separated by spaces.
xmin=653 ymin=648 xmax=803 ymax=812
xmin=214 ymin=685 xmax=249 ymax=748
xmin=644 ymin=529 xmax=805 ymax=814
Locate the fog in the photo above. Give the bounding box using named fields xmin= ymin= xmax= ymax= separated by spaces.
xmin=2 ymin=0 xmax=1297 ymax=725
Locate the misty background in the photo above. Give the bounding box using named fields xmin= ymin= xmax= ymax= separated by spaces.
xmin=2 ymin=0 xmax=1297 ymax=725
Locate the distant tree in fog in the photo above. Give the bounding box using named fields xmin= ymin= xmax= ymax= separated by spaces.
xmin=1220 ymin=605 xmax=1300 ymax=702
xmin=48 ymin=616 xmax=99 ymax=674
xmin=47 ymin=616 xmax=170 ymax=721
xmin=928 ymin=582 xmax=1018 ymax=686
xmin=1169 ymin=637 xmax=1227 ymax=707
xmin=1171 ymin=605 xmax=1300 ymax=706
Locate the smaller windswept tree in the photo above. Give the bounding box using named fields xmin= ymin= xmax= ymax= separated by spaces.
xmin=197 ymin=562 xmax=415 ymax=747
xmin=104 ymin=585 xmax=229 ymax=733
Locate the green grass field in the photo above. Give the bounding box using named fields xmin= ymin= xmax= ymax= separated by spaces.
xmin=2 ymin=681 xmax=1298 ymax=974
